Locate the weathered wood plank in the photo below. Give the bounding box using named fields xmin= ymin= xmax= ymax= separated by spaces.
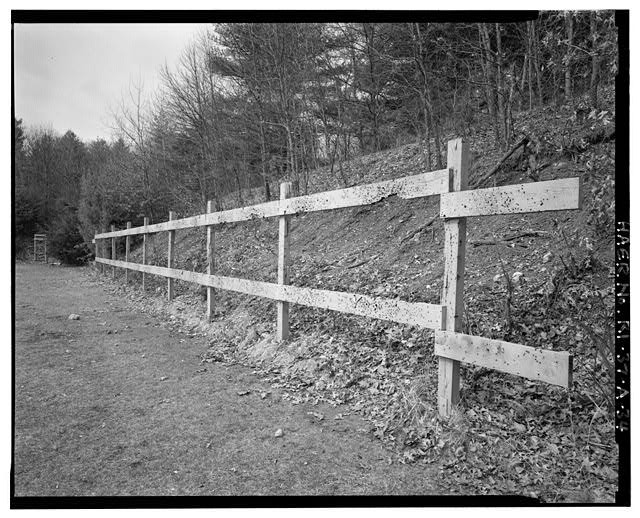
xmin=95 ymin=258 xmax=446 ymax=330
xmin=440 ymin=177 xmax=582 ymax=219
xmin=167 ymin=211 xmax=176 ymax=301
xmin=281 ymin=167 xmax=449 ymax=215
xmin=94 ymin=169 xmax=448 ymax=239
xmin=434 ymin=330 xmax=573 ymax=388
xmin=277 ymin=182 xmax=292 ymax=341
xmin=438 ymin=138 xmax=469 ymax=417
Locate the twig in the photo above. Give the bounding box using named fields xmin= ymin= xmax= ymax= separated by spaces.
xmin=586 ymin=441 xmax=613 ymax=450
xmin=526 ymin=161 xmax=551 ymax=181
xmin=585 ymin=393 xmax=609 ymax=450
xmin=399 ymin=216 xmax=438 ymax=245
xmin=470 ymin=230 xmax=549 ymax=247
xmin=469 ymin=240 xmax=499 ymax=247
xmin=502 ymin=231 xmax=548 ymax=242
xmin=496 ymin=250 xmax=514 ymax=338
xmin=474 ymin=136 xmax=529 ymax=188
xmin=567 ymin=392 xmax=577 ymax=444
xmin=532 ymin=161 xmax=552 ymax=174
xmin=345 ymin=255 xmax=378 ymax=269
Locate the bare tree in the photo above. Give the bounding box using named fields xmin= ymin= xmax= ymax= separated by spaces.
xmin=110 ymin=75 xmax=155 ymax=220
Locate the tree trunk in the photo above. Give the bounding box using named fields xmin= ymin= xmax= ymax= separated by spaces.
xmin=284 ymin=122 xmax=296 ymax=184
xmin=422 ymin=97 xmax=432 ymax=169
xmin=505 ymin=66 xmax=516 ymax=145
xmin=527 ymin=22 xmax=534 ymax=110
xmin=329 ymin=134 xmax=337 ymax=176
xmin=590 ymin=11 xmax=600 ymax=108
xmin=259 ymin=123 xmax=270 ymax=202
xmin=478 ymin=24 xmax=495 ymax=119
xmin=336 ymin=139 xmax=348 ymax=187
xmin=495 ymin=23 xmax=507 ymax=149
xmin=480 ymin=23 xmax=501 ymax=147
xmin=200 ymin=159 xmax=208 ymax=211
xmin=411 ymin=23 xmax=434 ymax=169
xmin=518 ymin=53 xmax=528 ymax=112
xmin=235 ymin=172 xmax=243 ymax=205
xmin=431 ymin=107 xmax=443 ymax=169
xmin=518 ymin=51 xmax=529 ymax=111
xmin=363 ymin=23 xmax=381 ymax=153
xmin=564 ymin=11 xmax=574 ymax=103
xmin=531 ymin=21 xmax=543 ymax=105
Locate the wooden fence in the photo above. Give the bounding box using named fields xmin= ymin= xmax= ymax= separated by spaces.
xmin=94 ymin=138 xmax=582 ymax=416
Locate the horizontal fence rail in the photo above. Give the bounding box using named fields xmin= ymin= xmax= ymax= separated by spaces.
xmin=94 ymin=137 xmax=583 ymax=417
xmin=95 ymin=168 xmax=449 ymax=239
xmin=435 ymin=330 xmax=573 ymax=388
xmin=96 ymin=258 xmax=446 ymax=330
xmin=440 ymin=177 xmax=582 ymax=218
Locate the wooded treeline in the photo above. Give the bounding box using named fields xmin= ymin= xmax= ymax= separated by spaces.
xmin=14 ymin=13 xmax=618 ymax=263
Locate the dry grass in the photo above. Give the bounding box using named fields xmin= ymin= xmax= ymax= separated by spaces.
xmin=14 ymin=262 xmax=445 ymax=497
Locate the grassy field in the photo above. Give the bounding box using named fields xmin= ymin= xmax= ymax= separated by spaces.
xmin=13 ymin=262 xmax=451 ymax=497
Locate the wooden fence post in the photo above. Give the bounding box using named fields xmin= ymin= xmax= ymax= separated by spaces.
xmin=167 ymin=211 xmax=176 ymax=301
xmin=438 ymin=138 xmax=469 ymax=417
xmin=142 ymin=217 xmax=149 ymax=291
xmin=125 ymin=222 xmax=131 ymax=284
xmin=277 ymin=182 xmax=292 ymax=341
xmin=101 ymin=230 xmax=106 ymax=274
xmin=206 ymin=200 xmax=215 ymax=322
xmin=111 ymin=224 xmax=116 ymax=280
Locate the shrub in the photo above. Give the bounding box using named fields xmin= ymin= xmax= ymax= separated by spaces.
xmin=47 ymin=209 xmax=93 ymax=265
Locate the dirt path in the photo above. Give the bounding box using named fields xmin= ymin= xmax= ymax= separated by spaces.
xmin=13 ymin=263 xmax=441 ymax=496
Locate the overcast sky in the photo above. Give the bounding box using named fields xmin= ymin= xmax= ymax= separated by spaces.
xmin=13 ymin=23 xmax=211 ymax=142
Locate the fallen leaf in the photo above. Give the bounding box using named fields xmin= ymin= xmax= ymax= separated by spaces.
xmin=513 ymin=422 xmax=526 ymax=433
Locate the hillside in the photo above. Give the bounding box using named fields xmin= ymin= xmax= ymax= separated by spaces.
xmin=99 ymin=89 xmax=617 ymax=502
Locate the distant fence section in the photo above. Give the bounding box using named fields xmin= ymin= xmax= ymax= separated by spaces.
xmin=94 ymin=138 xmax=582 ymax=417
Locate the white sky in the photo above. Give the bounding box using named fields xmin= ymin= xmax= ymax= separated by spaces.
xmin=11 ymin=5 xmax=627 ymax=145
xmin=14 ymin=23 xmax=211 ymax=142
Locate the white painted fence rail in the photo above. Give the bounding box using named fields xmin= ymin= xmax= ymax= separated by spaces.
xmin=98 ymin=257 xmax=446 ymax=329
xmin=94 ymin=138 xmax=582 ymax=417
xmin=95 ymin=168 xmax=449 ymax=239
xmin=435 ymin=330 xmax=573 ymax=388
